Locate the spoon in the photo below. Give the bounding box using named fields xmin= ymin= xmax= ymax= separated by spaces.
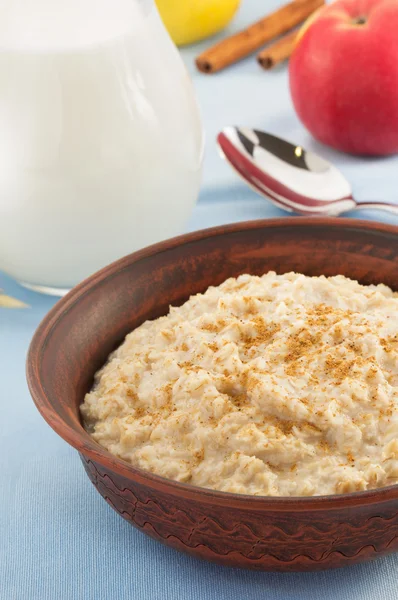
xmin=217 ymin=126 xmax=398 ymax=216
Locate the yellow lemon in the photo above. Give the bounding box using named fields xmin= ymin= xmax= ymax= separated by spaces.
xmin=156 ymin=0 xmax=241 ymax=46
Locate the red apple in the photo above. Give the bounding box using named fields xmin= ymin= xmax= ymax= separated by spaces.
xmin=289 ymin=0 xmax=398 ymax=156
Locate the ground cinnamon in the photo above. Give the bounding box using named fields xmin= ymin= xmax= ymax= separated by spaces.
xmin=195 ymin=0 xmax=325 ymax=74
xmin=257 ymin=30 xmax=298 ymax=70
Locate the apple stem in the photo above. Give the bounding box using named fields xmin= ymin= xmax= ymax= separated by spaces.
xmin=353 ymin=16 xmax=367 ymax=25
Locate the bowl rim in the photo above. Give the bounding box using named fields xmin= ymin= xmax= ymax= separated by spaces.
xmin=27 ymin=216 xmax=398 ymax=510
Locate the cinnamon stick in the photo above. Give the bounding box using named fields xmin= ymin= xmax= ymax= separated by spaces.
xmin=195 ymin=0 xmax=325 ymax=74
xmin=257 ymin=30 xmax=298 ymax=70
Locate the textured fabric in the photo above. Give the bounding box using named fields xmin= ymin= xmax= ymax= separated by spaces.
xmin=1 ymin=1 xmax=398 ymax=598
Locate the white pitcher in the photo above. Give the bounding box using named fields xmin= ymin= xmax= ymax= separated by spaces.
xmin=0 ymin=0 xmax=204 ymax=294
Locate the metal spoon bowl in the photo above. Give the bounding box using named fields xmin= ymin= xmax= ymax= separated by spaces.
xmin=217 ymin=127 xmax=398 ymax=216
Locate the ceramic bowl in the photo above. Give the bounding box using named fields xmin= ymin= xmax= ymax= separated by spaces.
xmin=27 ymin=218 xmax=398 ymax=572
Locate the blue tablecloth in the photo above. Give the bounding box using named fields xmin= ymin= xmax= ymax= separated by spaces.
xmin=1 ymin=2 xmax=398 ymax=599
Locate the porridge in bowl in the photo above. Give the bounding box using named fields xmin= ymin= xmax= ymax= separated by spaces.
xmin=81 ymin=272 xmax=398 ymax=497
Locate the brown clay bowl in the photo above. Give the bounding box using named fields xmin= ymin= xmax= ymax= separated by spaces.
xmin=27 ymin=217 xmax=398 ymax=572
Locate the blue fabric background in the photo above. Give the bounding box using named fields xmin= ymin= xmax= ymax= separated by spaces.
xmin=2 ymin=1 xmax=398 ymax=598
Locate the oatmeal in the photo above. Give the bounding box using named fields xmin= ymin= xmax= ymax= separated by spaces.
xmin=80 ymin=272 xmax=398 ymax=496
